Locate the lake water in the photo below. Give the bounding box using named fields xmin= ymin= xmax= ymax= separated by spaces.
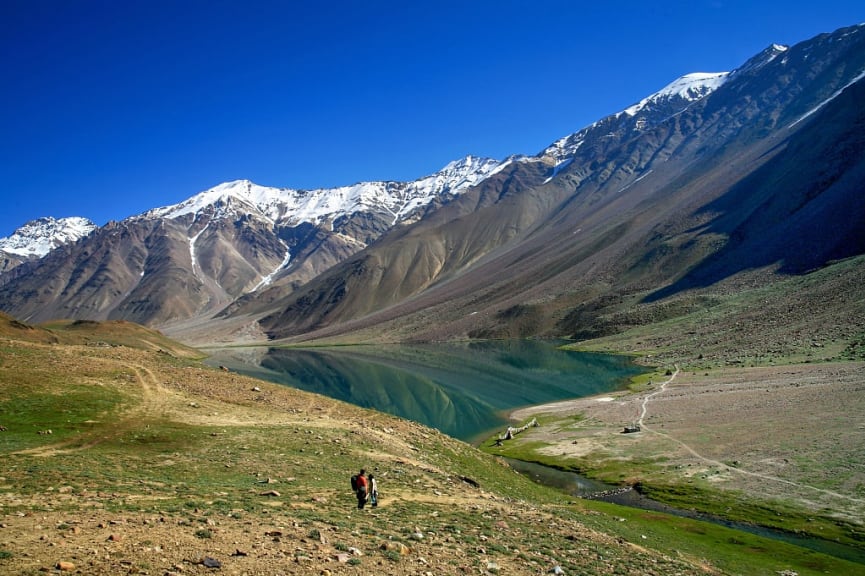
xmin=204 ymin=340 xmax=646 ymax=442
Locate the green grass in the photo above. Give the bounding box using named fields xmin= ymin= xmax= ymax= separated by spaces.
xmin=480 ymin=424 xmax=865 ymax=565
xmin=0 ymin=383 xmax=127 ymax=452
xmin=3 ymin=336 xmax=864 ymax=575
xmin=575 ymin=499 xmax=865 ymax=576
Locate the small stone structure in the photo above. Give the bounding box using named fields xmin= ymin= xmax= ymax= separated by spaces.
xmin=499 ymin=417 xmax=539 ymax=441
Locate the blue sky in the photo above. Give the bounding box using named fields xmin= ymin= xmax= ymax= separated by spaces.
xmin=1 ymin=0 xmax=863 ymax=237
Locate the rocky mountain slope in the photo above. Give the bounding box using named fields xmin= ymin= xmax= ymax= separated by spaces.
xmin=0 ymin=157 xmax=499 ymax=326
xmin=255 ymin=24 xmax=865 ymax=343
xmin=1 ymin=24 xmax=863 ymax=345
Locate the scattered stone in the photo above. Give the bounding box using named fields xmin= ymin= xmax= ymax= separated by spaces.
xmin=380 ymin=541 xmax=411 ymax=555
xmin=252 ymin=386 xmax=261 ymax=392
xmin=200 ymin=556 xmax=221 ymax=568
xmin=549 ymin=566 xmax=565 ymax=575
xmin=347 ymin=546 xmax=363 ymax=556
xmin=56 ymin=561 xmax=75 ymax=571
xmin=335 ymin=552 xmax=350 ymax=563
xmin=231 ymin=549 xmax=248 ymax=556
xmin=259 ymin=490 xmax=280 ymax=497
xmin=107 ymin=534 xmax=122 ymax=542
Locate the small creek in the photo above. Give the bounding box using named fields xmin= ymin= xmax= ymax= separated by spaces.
xmin=505 ymin=458 xmax=865 ymax=566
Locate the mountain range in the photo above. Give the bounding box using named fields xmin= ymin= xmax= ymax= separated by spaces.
xmin=1 ymin=23 xmax=864 ymax=346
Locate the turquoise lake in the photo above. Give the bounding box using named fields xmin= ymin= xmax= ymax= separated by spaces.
xmin=204 ymin=340 xmax=646 ymax=442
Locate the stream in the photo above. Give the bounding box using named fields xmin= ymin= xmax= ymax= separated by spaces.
xmin=505 ymin=458 xmax=865 ymax=566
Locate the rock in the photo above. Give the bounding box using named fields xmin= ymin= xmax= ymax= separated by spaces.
xmin=549 ymin=566 xmax=565 ymax=574
xmin=259 ymin=490 xmax=280 ymax=497
xmin=347 ymin=546 xmax=363 ymax=556
xmin=56 ymin=561 xmax=76 ymax=571
xmin=201 ymin=556 xmax=221 ymax=568
xmin=335 ymin=552 xmax=350 ymax=563
xmin=380 ymin=541 xmax=411 ymax=555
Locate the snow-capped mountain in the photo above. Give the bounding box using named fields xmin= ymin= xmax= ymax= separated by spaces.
xmin=0 ymin=217 xmax=96 ymax=276
xmin=621 ymin=71 xmax=729 ymax=117
xmin=541 ymin=70 xmax=731 ymax=165
xmin=0 ymin=216 xmax=96 ymax=258
xmin=2 ymin=23 xmax=863 ymax=343
xmin=145 ymin=155 xmax=501 ymax=227
xmin=0 ymin=156 xmax=503 ymax=326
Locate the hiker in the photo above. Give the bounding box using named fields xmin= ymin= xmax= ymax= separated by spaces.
xmin=355 ymin=468 xmax=368 ymax=509
xmin=368 ymin=473 xmax=378 ymax=508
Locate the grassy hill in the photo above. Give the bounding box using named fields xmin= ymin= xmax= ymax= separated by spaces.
xmin=1 ymin=318 xmax=863 ymax=574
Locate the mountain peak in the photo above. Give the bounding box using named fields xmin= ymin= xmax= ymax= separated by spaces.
xmin=0 ymin=216 xmax=96 ymax=258
xmin=145 ymin=180 xmax=288 ymax=223
xmin=622 ymin=71 xmax=729 ymax=117
xmin=730 ymin=43 xmax=788 ymax=78
xmin=141 ymin=156 xmax=502 ymax=230
xmin=540 ymin=70 xmax=728 ymax=164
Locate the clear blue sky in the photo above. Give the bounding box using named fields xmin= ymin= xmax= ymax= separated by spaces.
xmin=2 ymin=0 xmax=863 ymax=237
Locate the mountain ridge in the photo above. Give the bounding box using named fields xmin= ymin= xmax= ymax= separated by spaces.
xmin=1 ymin=24 xmax=863 ymax=346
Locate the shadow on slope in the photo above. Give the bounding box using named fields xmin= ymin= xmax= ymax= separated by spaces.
xmin=646 ymin=78 xmax=865 ymax=302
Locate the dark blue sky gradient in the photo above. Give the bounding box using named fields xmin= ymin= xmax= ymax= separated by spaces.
xmin=2 ymin=0 xmax=863 ymax=236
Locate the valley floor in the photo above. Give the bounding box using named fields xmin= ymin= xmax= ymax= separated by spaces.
xmin=500 ymin=361 xmax=865 ymax=531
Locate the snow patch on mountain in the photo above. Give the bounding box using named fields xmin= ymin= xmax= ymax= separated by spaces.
xmin=251 ymin=240 xmax=292 ymax=292
xmin=0 ymin=217 xmax=96 ymax=257
xmin=622 ymin=72 xmax=729 ymax=117
xmin=543 ymin=158 xmax=574 ymax=184
xmin=789 ymin=66 xmax=865 ymax=127
xmin=189 ymin=223 xmax=210 ymax=278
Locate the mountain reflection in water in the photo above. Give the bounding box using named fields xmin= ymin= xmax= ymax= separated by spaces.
xmin=205 ymin=340 xmax=646 ymax=441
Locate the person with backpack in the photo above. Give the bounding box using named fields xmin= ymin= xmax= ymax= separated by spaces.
xmin=354 ymin=469 xmax=368 ymax=509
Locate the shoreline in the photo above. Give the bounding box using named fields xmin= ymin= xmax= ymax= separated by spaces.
xmin=495 ymin=360 xmax=865 ymax=524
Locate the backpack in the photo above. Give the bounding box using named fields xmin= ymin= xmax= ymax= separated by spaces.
xmin=350 ymin=474 xmax=358 ymax=492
